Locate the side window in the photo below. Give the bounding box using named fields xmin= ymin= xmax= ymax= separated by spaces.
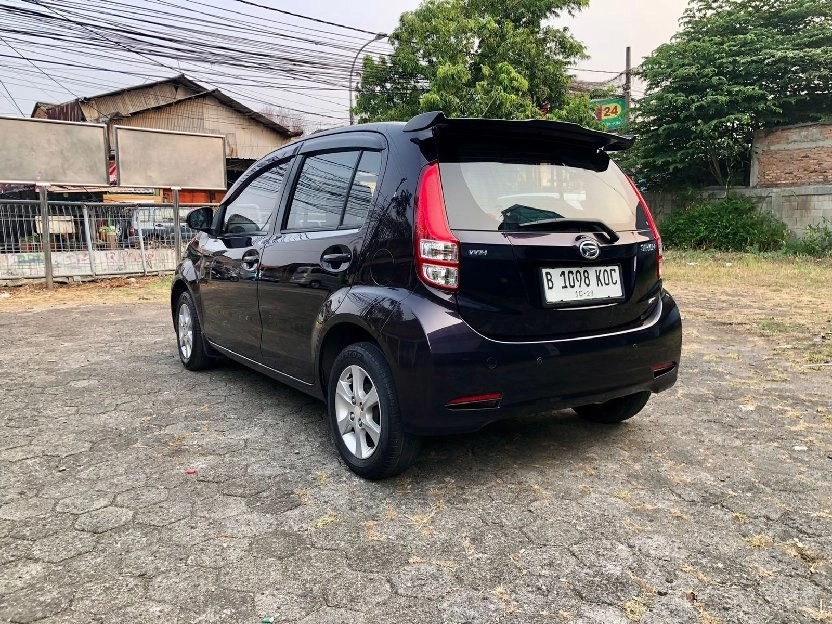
xmin=285 ymin=151 xmax=359 ymax=230
xmin=342 ymin=151 xmax=382 ymax=228
xmin=223 ymin=161 xmax=288 ymax=234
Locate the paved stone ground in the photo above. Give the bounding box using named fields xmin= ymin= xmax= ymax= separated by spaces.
xmin=0 ymin=299 xmax=830 ymax=624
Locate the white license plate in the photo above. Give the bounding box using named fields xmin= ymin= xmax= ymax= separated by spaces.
xmin=541 ymin=265 xmax=623 ymax=305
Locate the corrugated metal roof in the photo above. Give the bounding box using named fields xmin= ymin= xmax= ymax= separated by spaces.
xmin=79 ymin=79 xmax=202 ymax=122
xmin=128 ymin=89 xmax=299 ymax=138
xmin=37 ymin=74 xmax=299 ymax=139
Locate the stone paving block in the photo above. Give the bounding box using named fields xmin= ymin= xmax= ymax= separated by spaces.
xmin=31 ymin=529 xmax=97 ymax=563
xmin=70 ymin=576 xmax=147 ymax=615
xmin=1 ymin=301 xmax=830 ymax=623
xmin=254 ymin=582 xmax=325 ymax=622
xmin=55 ymin=492 xmax=114 ymax=514
xmin=0 ymin=498 xmax=53 ymax=521
xmin=0 ymin=586 xmax=74 ymax=624
xmin=176 ymin=588 xmax=255 ymax=624
xmin=186 ymin=537 xmax=250 ymax=568
xmin=0 ymin=537 xmax=31 ymax=566
xmin=0 ymin=560 xmax=52 ymax=595
xmin=135 ymin=501 xmax=192 ymax=527
xmin=75 ymin=506 xmax=134 ymax=533
xmin=8 ymin=513 xmax=74 ymax=541
xmin=114 ymin=486 xmax=169 ymax=509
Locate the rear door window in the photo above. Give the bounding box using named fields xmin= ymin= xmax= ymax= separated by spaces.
xmin=284 ymin=149 xmax=381 ymax=231
xmin=342 ymin=151 xmax=382 ymax=228
xmin=438 ymin=145 xmax=640 ymax=232
xmin=285 ymin=151 xmax=359 ymax=230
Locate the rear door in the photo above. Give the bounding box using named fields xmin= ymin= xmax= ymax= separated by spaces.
xmin=258 ymin=133 xmax=385 ymax=380
xmin=436 ymin=135 xmax=661 ymax=340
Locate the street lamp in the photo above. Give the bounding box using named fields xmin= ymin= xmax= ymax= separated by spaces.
xmin=349 ymin=32 xmax=387 ymax=125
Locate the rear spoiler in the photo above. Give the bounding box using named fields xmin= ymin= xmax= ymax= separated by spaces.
xmin=402 ymin=111 xmax=635 ymax=152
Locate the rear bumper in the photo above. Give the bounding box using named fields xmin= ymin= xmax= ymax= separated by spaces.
xmin=380 ymin=290 xmax=682 ymax=435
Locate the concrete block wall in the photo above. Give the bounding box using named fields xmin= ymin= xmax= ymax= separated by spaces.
xmin=645 ymin=186 xmax=832 ymax=236
xmin=702 ymin=186 xmax=832 ymax=236
xmin=751 ymin=123 xmax=832 ymax=188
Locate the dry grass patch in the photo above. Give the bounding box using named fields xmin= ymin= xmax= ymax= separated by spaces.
xmin=744 ymin=534 xmax=774 ymax=549
xmin=407 ymin=499 xmax=445 ymax=537
xmin=663 ymin=251 xmax=832 ymax=367
xmin=311 ymin=511 xmax=338 ymax=529
xmin=0 ymin=275 xmax=172 ymax=310
xmin=803 ymin=600 xmax=832 ymax=623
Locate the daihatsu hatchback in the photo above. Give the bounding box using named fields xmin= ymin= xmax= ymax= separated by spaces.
xmin=172 ymin=112 xmax=682 ymax=479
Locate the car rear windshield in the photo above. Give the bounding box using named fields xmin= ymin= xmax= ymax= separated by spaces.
xmin=437 ymin=144 xmax=641 ymax=233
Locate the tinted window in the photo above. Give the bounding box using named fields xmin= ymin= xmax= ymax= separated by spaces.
xmin=438 ymin=151 xmax=639 ymax=232
xmin=342 ymin=151 xmax=382 ymax=228
xmin=223 ymin=162 xmax=288 ymax=234
xmin=286 ymin=151 xmax=360 ymax=230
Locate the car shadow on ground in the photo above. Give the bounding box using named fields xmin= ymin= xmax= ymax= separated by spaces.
xmin=209 ymin=356 xmax=628 ymax=483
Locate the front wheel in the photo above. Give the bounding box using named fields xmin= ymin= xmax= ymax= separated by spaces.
xmin=573 ymin=391 xmax=651 ymax=424
xmin=328 ymin=342 xmax=420 ymax=480
xmin=175 ymin=292 xmax=212 ymax=371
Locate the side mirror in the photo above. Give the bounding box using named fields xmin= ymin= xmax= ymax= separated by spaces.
xmin=186 ymin=207 xmax=215 ymax=233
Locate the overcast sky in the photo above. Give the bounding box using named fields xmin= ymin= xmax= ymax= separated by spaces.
xmin=262 ymin=0 xmax=690 ymax=95
xmin=0 ymin=0 xmax=690 ymax=120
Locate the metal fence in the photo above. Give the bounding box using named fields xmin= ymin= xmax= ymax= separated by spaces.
xmin=0 ymin=200 xmax=216 ymax=282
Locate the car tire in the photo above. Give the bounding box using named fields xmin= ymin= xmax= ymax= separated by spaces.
xmin=573 ymin=391 xmax=651 ymax=424
xmin=309 ymin=280 xmax=321 ymax=289
xmin=175 ymin=291 xmax=212 ymax=371
xmin=328 ymin=342 xmax=421 ymax=480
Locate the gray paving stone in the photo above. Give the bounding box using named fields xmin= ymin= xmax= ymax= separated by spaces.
xmin=0 ymin=538 xmax=31 ymax=566
xmin=0 ymin=560 xmax=52 ymax=595
xmin=135 ymin=501 xmax=192 ymax=527
xmin=0 ymin=497 xmax=53 ymax=520
xmin=0 ymin=301 xmax=830 ymax=624
xmin=115 ymin=486 xmax=169 ymax=509
xmin=55 ymin=492 xmax=114 ymax=514
xmin=75 ymin=506 xmax=134 ymax=533
xmin=0 ymin=586 xmax=74 ymax=624
xmin=31 ymin=529 xmax=96 ymax=563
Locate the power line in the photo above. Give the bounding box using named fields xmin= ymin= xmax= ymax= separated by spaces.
xmin=229 ymin=0 xmax=383 ymax=36
xmin=0 ymin=75 xmax=23 ymax=113
xmin=0 ymin=32 xmax=79 ymax=99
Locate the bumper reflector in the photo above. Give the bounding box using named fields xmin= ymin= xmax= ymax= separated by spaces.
xmin=651 ymin=362 xmax=676 ymax=377
xmin=446 ymin=393 xmax=502 ymax=410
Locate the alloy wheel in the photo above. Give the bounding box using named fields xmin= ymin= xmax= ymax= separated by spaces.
xmin=177 ymin=303 xmax=193 ymax=360
xmin=334 ymin=364 xmax=381 ymax=459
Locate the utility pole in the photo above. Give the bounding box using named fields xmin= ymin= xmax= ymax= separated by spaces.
xmin=349 ymin=33 xmax=387 ymax=125
xmin=624 ymin=46 xmax=632 ymax=124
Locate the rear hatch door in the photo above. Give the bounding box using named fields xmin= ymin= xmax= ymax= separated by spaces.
xmin=436 ymin=131 xmax=661 ymax=341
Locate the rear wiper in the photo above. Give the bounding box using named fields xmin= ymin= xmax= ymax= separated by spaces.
xmin=513 ymin=218 xmax=620 ymax=243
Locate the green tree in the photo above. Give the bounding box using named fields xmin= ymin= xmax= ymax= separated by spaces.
xmin=626 ymin=0 xmax=832 ymax=189
xmin=355 ymin=0 xmax=604 ymax=128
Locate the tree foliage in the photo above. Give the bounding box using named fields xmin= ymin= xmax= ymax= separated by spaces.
xmin=626 ymin=0 xmax=832 ymax=189
xmin=355 ymin=0 xmax=603 ymax=128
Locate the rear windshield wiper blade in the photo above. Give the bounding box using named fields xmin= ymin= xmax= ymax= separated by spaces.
xmin=512 ymin=218 xmax=620 ymax=243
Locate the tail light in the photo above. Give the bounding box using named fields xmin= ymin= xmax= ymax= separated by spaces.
xmin=626 ymin=176 xmax=662 ymax=279
xmin=414 ymin=162 xmax=459 ymax=290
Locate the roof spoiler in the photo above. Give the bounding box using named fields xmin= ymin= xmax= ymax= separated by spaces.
xmin=402 ymin=110 xmax=635 ymax=152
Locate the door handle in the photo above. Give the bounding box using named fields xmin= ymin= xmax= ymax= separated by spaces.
xmin=321 ymin=252 xmax=352 ymax=264
xmin=241 ymin=250 xmax=260 ymax=271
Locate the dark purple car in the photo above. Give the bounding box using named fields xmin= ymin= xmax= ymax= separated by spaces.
xmin=172 ymin=112 xmax=681 ymax=479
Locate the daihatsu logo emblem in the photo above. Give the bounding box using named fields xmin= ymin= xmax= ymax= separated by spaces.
xmin=577 ymin=239 xmax=600 ymax=260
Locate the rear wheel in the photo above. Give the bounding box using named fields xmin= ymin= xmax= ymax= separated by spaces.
xmin=573 ymin=391 xmax=651 ymax=424
xmin=328 ymin=342 xmax=420 ymax=480
xmin=176 ymin=292 xmax=212 ymax=371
